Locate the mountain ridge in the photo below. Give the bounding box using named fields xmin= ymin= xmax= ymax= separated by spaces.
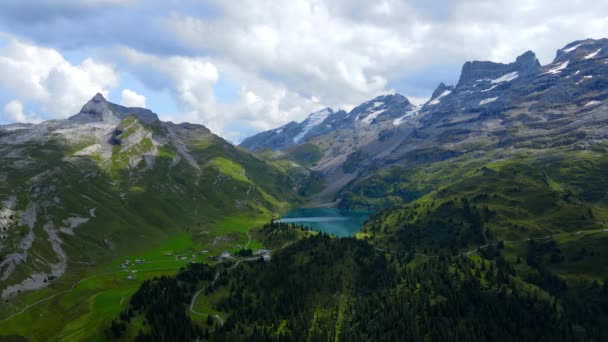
xmin=2 ymin=37 xmax=608 ymax=341
xmin=239 ymin=38 xmax=608 ymax=207
xmin=0 ymin=94 xmax=301 ymax=304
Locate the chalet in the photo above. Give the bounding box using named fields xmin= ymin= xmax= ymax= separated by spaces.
xmin=220 ymin=251 xmax=232 ymax=259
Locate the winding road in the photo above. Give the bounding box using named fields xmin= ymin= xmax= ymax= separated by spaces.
xmin=188 ymin=228 xmax=295 ymax=326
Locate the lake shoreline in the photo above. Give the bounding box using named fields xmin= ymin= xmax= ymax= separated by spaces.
xmin=278 ymin=207 xmax=370 ymax=237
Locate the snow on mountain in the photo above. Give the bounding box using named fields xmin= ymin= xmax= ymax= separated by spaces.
xmin=393 ymin=105 xmax=422 ymax=126
xmin=479 ymin=97 xmax=498 ymax=105
xmin=584 ymin=49 xmax=602 ymax=59
xmin=562 ymin=43 xmax=582 ymax=53
xmin=584 ymin=100 xmax=601 ymax=107
xmin=428 ymin=90 xmax=451 ymax=106
xmin=360 ymin=108 xmax=386 ymax=124
xmin=491 ymin=71 xmax=519 ymax=84
xmin=293 ymin=108 xmax=333 ymax=143
xmin=545 ymin=60 xmax=569 ymax=74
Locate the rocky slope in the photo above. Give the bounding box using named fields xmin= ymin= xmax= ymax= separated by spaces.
xmin=240 ymin=38 xmax=608 ymax=206
xmin=0 ymin=94 xmax=298 ymax=300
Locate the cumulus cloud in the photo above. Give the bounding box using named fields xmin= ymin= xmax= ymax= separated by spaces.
xmin=164 ymin=1 xmax=405 ymax=107
xmin=158 ymin=0 xmax=608 ymax=138
xmin=119 ymin=47 xmax=323 ymax=138
xmin=0 ymin=37 xmax=119 ymax=120
xmin=1 ymin=0 xmax=607 ymax=139
xmin=120 ymin=89 xmax=146 ymax=108
xmin=2 ymin=100 xmax=41 ymax=123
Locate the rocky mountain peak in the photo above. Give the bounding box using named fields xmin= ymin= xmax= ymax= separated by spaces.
xmin=69 ymin=93 xmax=159 ymax=124
xmin=91 ymin=92 xmax=107 ymax=103
xmin=457 ymin=50 xmax=541 ymax=87
xmin=430 ymin=83 xmax=454 ymax=100
xmin=74 ymin=93 xmax=113 ymax=122
xmin=553 ymin=38 xmax=608 ymax=64
xmin=514 ymin=50 xmax=542 ymax=75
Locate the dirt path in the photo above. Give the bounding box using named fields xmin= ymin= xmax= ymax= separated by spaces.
xmin=244 ymin=230 xmax=252 ymax=249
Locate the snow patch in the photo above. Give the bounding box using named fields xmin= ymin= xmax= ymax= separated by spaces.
xmin=545 ymin=60 xmax=569 ymax=74
xmin=584 ymin=48 xmax=602 ymax=59
xmin=293 ymin=108 xmax=332 ymax=143
xmin=491 ymin=71 xmax=519 ymax=84
xmin=563 ymin=44 xmax=582 ymax=53
xmin=584 ymin=100 xmax=601 ymax=107
xmin=393 ymin=105 xmax=422 ymax=126
xmin=479 ymin=97 xmax=498 ymax=105
xmin=481 ymin=84 xmax=500 ymax=93
xmin=428 ymin=90 xmax=451 ymax=106
xmin=360 ymin=109 xmax=386 ymax=124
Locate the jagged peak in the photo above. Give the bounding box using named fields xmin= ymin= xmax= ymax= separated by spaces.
xmin=371 ymin=93 xmax=409 ymax=103
xmin=352 ymin=94 xmax=411 ymax=112
xmin=77 ymin=93 xmax=111 ymax=117
xmin=431 ymin=83 xmax=454 ymax=100
xmin=305 ymin=107 xmax=334 ymax=120
xmin=515 ymin=51 xmax=541 ymax=68
xmin=69 ymin=93 xmax=159 ymax=124
xmin=553 ymin=38 xmax=608 ymax=63
xmin=91 ymin=92 xmax=106 ymax=102
xmin=457 ymin=50 xmax=541 ymax=87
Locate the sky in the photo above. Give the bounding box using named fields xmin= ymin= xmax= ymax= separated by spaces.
xmin=0 ymin=0 xmax=607 ymax=142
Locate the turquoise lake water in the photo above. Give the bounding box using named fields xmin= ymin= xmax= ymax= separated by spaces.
xmin=278 ymin=207 xmax=370 ymax=237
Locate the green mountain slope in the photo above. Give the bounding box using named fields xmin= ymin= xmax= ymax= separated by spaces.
xmin=107 ymin=223 xmax=608 ymax=341
xmin=0 ymin=95 xmax=301 ymax=340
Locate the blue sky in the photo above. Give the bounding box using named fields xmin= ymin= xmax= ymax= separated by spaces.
xmin=0 ymin=0 xmax=606 ymax=142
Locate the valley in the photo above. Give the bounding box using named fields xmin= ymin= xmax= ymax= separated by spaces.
xmin=1 ymin=38 xmax=608 ymax=341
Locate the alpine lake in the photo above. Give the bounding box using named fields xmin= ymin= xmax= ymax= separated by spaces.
xmin=278 ymin=207 xmax=370 ymax=237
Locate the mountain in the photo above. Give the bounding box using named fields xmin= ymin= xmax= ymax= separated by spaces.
xmin=104 ymin=38 xmax=608 ymax=342
xmin=0 ymin=94 xmax=302 ymax=338
xmin=240 ymin=94 xmax=413 ymax=152
xmin=240 ymin=107 xmax=335 ymax=151
xmin=241 ymin=94 xmax=418 ymax=200
xmin=3 ymin=38 xmax=608 ymax=341
xmin=241 ymin=38 xmax=608 ymax=207
xmin=70 ymin=93 xmax=160 ymax=124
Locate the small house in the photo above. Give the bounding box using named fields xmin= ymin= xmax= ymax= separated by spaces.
xmin=220 ymin=251 xmax=231 ymax=259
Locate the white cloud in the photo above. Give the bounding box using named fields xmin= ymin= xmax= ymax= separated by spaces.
xmin=0 ymin=36 xmax=119 ymax=120
xmin=2 ymin=0 xmax=607 ymax=139
xmin=120 ymin=88 xmax=146 ymax=108
xmin=163 ymin=0 xmax=408 ymax=108
xmin=154 ymin=0 xmax=607 ymax=139
xmin=3 ymin=100 xmax=41 ymax=123
xmin=119 ymin=47 xmax=324 ymax=138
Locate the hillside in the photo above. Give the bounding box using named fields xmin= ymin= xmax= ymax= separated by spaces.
xmin=107 ymin=223 xmax=608 ymax=341
xmin=2 ymin=37 xmax=608 ymax=341
xmin=0 ymin=94 xmax=301 ymax=339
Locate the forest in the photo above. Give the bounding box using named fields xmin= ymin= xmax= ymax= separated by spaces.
xmin=107 ymin=221 xmax=608 ymax=341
